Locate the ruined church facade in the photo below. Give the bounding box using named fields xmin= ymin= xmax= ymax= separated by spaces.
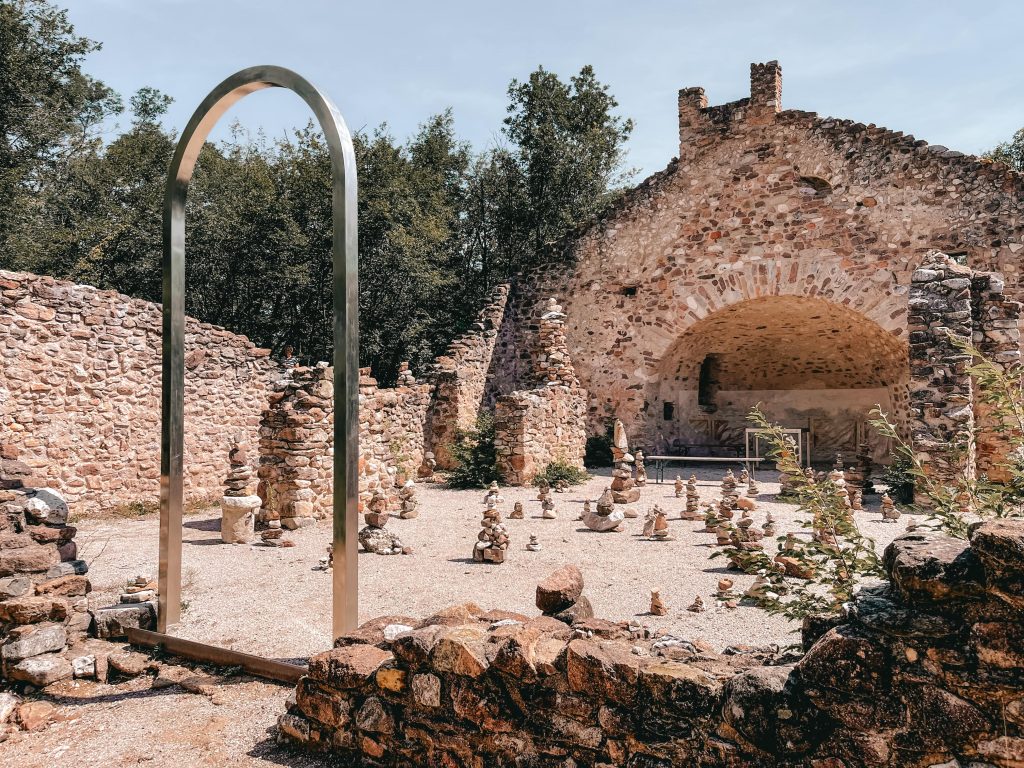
xmin=477 ymin=60 xmax=1024 ymax=479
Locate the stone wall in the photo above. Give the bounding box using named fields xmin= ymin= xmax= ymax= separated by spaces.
xmin=482 ymin=60 xmax=1024 ymax=471
xmin=258 ymin=363 xmax=435 ymax=520
xmin=0 ymin=270 xmax=275 ymax=515
xmin=494 ymin=298 xmax=587 ymax=485
xmin=427 ymin=285 xmax=511 ymax=469
xmin=278 ymin=520 xmax=1024 ymax=767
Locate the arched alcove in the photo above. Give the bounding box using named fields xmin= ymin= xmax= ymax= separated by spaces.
xmin=650 ymin=296 xmax=909 ymax=462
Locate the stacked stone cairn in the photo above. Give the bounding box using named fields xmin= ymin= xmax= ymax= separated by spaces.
xmin=0 ymin=449 xmax=98 ymax=687
xmin=509 ymin=501 xmax=524 ymax=520
xmin=718 ymin=469 xmax=740 ymax=520
xmin=221 ymin=442 xmax=260 ymax=544
xmin=473 ymin=491 xmax=509 ymax=564
xmin=583 ymin=487 xmax=624 ymax=532
xmin=535 ymin=564 xmax=591 ymax=624
xmin=649 ymin=589 xmax=667 ymax=616
xmin=526 ymin=535 xmax=541 ymax=552
xmin=643 ymin=506 xmax=674 ymax=541
xmin=397 ymin=480 xmax=418 ymax=519
xmin=416 ymin=451 xmax=436 ymax=482
xmin=634 ymin=450 xmax=647 ymax=487
xmin=610 ymin=420 xmax=639 ymax=504
xmin=881 ymin=492 xmax=901 ymax=522
xmin=537 ymin=479 xmax=556 ymax=519
xmin=855 ymin=439 xmax=875 ymax=494
xmin=533 ymin=298 xmax=579 ymax=387
xmin=674 ymin=475 xmax=684 ymax=498
xmin=746 ymin=471 xmax=759 ymax=497
xmin=682 ymin=474 xmax=701 ymax=520
xmin=776 ymin=436 xmax=801 ymax=498
xmin=358 ymin=490 xmax=405 ymax=556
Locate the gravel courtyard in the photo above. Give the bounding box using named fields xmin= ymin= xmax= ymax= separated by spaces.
xmin=73 ymin=467 xmax=905 ymax=661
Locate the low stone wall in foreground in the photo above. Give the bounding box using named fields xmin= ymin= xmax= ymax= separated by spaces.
xmin=278 ymin=520 xmax=1024 ymax=767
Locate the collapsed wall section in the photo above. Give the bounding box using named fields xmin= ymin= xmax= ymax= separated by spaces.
xmin=0 ymin=270 xmax=274 ymax=515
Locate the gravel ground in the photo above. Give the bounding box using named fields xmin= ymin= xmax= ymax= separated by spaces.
xmin=72 ymin=467 xmax=906 ymax=660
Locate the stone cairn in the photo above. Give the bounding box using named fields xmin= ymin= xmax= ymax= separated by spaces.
xmin=526 ymin=535 xmax=541 ymax=552
xmin=537 ymin=479 xmax=556 ymax=519
xmin=535 ymin=565 xmax=592 ymax=624
xmin=509 ymin=501 xmax=524 ymax=520
xmin=474 ymin=489 xmax=510 ymax=564
xmin=610 ymin=420 xmax=640 ymax=504
xmin=746 ymin=471 xmax=759 ymax=498
xmin=649 ymin=589 xmax=667 ymax=616
xmin=776 ymin=437 xmax=801 ymax=499
xmin=0 ymin=449 xmax=99 ymax=687
xmin=358 ymin=490 xmax=405 ymax=556
xmin=855 ymin=439 xmax=875 ymax=495
xmin=583 ymin=487 xmax=625 ymax=532
xmin=221 ymin=442 xmax=260 ymax=545
xmin=880 ymin=492 xmax=901 ymax=522
xmin=674 ymin=475 xmax=684 ymax=498
xmin=533 ymin=298 xmax=580 ymax=388
xmin=682 ymin=474 xmax=701 ymax=520
xmin=642 ymin=506 xmax=673 ymax=541
xmin=634 ymin=450 xmax=648 ymax=487
xmin=416 ymin=451 xmax=436 ymax=483
xmin=397 ymin=480 xmax=418 ymax=519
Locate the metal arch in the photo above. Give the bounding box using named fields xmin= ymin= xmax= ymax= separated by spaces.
xmin=160 ymin=66 xmax=359 ymax=641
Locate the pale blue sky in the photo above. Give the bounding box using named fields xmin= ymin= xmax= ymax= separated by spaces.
xmin=67 ymin=0 xmax=1024 ymax=178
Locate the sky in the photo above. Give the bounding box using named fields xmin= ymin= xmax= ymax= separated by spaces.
xmin=66 ymin=0 xmax=1024 ymax=179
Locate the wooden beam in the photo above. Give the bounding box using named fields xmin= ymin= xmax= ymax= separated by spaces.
xmin=126 ymin=628 xmax=306 ymax=685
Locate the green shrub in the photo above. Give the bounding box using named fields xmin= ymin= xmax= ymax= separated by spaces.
xmin=534 ymin=460 xmax=589 ymax=487
xmin=446 ymin=414 xmax=500 ymax=489
xmin=880 ymin=452 xmax=915 ymax=505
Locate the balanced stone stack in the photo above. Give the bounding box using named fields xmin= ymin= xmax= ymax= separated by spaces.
xmin=610 ymin=420 xmax=640 ymax=504
xmin=532 ymin=298 xmax=579 ymax=388
xmin=397 ymin=480 xmax=418 ymax=519
xmin=880 ymin=492 xmax=901 ymax=522
xmin=583 ymin=487 xmax=624 ymax=532
xmin=674 ymin=476 xmax=684 ymax=498
xmin=855 ymin=439 xmax=875 ymax=494
xmin=682 ymin=475 xmax=701 ymax=520
xmin=0 ymin=450 xmax=98 ymax=686
xmin=634 ymin=450 xmax=647 ymax=487
xmin=221 ymin=443 xmax=260 ymax=544
xmin=642 ymin=506 xmax=673 ymax=541
xmin=358 ymin=491 xmax=404 ymax=556
xmin=416 ymin=451 xmax=436 ymax=482
xmin=473 ymin=496 xmax=509 ymax=564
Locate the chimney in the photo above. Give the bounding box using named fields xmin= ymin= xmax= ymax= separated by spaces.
xmin=748 ymin=60 xmax=782 ymax=125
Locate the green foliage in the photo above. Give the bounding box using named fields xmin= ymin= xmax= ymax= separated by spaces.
xmin=0 ymin=7 xmax=635 ymax=386
xmin=446 ymin=414 xmax=500 ymax=489
xmin=984 ymin=127 xmax=1024 ymax=172
xmin=880 ymin=451 xmax=915 ymax=505
xmin=0 ymin=0 xmax=121 ymax=259
xmin=713 ymin=408 xmax=885 ymax=620
xmin=533 ymin=460 xmax=589 ymax=487
xmin=870 ymin=335 xmax=1024 ymax=538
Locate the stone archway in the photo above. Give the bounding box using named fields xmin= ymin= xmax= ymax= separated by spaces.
xmin=646 ymin=295 xmax=909 ymax=463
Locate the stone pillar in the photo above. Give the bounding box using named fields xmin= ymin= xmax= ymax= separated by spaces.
xmin=257 ymin=364 xmax=333 ymax=529
xmin=971 ymin=271 xmax=1022 ymax=482
xmin=677 ymin=86 xmax=708 ymax=158
xmin=748 ymin=60 xmax=782 ymax=125
xmin=908 ymin=252 xmax=976 ymax=495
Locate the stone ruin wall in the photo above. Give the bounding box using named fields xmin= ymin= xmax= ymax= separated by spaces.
xmin=485 ymin=60 xmax=1024 ymax=468
xmin=278 ymin=519 xmax=1024 ymax=768
xmin=427 ymin=285 xmax=510 ymax=469
xmin=0 ymin=270 xmax=275 ymax=515
xmin=494 ymin=297 xmax=588 ymax=485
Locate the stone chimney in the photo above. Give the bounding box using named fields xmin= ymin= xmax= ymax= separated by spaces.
xmin=748 ymin=60 xmax=782 ymax=125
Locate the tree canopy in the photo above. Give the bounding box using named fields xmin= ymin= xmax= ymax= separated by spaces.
xmin=0 ymin=0 xmax=636 ymax=385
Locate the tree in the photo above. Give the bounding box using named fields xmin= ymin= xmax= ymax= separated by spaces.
xmin=985 ymin=127 xmax=1024 ymax=172
xmin=0 ymin=0 xmax=120 ymax=261
xmin=500 ymin=65 xmax=634 ymax=270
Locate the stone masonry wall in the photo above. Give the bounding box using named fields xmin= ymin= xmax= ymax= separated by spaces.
xmin=427 ymin=285 xmax=510 ymax=469
xmin=278 ymin=519 xmax=1024 ymax=767
xmin=0 ymin=270 xmax=274 ymax=515
xmin=483 ymin=60 xmax=1024 ymax=470
xmin=494 ymin=298 xmax=587 ymax=485
xmin=258 ymin=363 xmax=434 ymax=521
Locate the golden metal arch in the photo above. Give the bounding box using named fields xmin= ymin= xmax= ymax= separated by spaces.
xmin=160 ymin=66 xmax=358 ymax=642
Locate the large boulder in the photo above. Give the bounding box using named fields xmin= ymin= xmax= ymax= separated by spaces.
xmin=536 ymin=565 xmax=584 ymax=614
